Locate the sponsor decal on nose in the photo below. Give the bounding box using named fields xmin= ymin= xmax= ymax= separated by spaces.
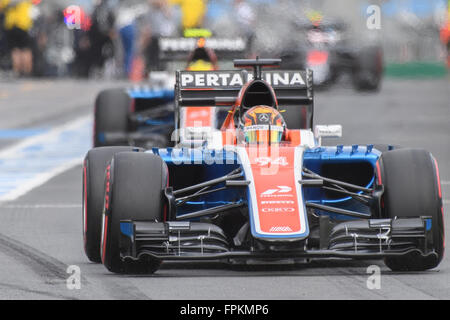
xmin=261 ymin=186 xmax=292 ymax=196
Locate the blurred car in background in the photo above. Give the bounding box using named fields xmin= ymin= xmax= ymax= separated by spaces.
xmin=93 ymin=31 xmax=250 ymax=149
xmin=280 ymin=17 xmax=384 ymax=91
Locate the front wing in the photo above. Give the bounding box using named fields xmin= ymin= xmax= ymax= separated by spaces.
xmin=118 ymin=216 xmax=438 ymax=263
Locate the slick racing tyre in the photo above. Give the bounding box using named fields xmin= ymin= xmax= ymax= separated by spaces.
xmin=102 ymin=152 xmax=168 ymax=274
xmin=83 ymin=147 xmax=144 ymax=263
xmin=377 ymin=149 xmax=445 ymax=271
xmin=352 ymin=45 xmax=383 ymax=92
xmin=94 ymin=89 xmax=131 ymax=147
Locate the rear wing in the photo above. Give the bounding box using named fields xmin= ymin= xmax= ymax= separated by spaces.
xmin=159 ymin=37 xmax=249 ymax=61
xmin=174 ymin=68 xmax=314 ymax=130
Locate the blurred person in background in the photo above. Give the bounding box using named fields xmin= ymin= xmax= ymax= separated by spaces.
xmin=72 ymin=0 xmax=115 ymax=78
xmin=0 ymin=2 xmax=8 ymax=70
xmin=115 ymin=0 xmax=147 ymax=78
xmin=34 ymin=7 xmax=74 ymax=77
xmin=86 ymin=0 xmax=116 ymax=77
xmin=233 ymin=0 xmax=255 ymax=54
xmin=169 ymin=0 xmax=207 ymax=31
xmin=138 ymin=0 xmax=177 ymax=74
xmin=0 ymin=0 xmax=33 ymax=76
xmin=70 ymin=6 xmax=93 ymax=78
xmin=234 ymin=0 xmax=255 ymax=34
xmin=30 ymin=2 xmax=49 ymax=77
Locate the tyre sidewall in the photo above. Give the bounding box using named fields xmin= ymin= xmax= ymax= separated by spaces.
xmin=102 ymin=152 xmax=168 ymax=273
xmin=377 ymin=149 xmax=444 ymax=270
xmin=83 ymin=147 xmax=143 ymax=263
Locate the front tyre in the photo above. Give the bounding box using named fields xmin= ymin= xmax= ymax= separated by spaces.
xmin=377 ymin=149 xmax=445 ymax=271
xmin=101 ymin=152 xmax=168 ymax=274
xmin=83 ymin=147 xmax=144 ymax=263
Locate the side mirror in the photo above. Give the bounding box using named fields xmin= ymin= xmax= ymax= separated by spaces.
xmin=314 ymin=125 xmax=343 ymax=145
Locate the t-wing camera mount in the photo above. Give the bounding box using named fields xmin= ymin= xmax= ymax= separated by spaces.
xmin=234 ymin=57 xmax=281 ymax=80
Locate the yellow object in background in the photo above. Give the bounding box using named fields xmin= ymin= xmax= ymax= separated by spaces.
xmin=184 ymin=28 xmax=212 ymax=38
xmin=306 ymin=9 xmax=323 ymax=26
xmin=186 ymin=59 xmax=214 ymax=71
xmin=169 ymin=0 xmax=206 ymax=30
xmin=0 ymin=0 xmax=33 ymax=31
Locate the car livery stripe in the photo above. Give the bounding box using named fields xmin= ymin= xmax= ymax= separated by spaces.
xmin=236 ymin=146 xmax=309 ymax=239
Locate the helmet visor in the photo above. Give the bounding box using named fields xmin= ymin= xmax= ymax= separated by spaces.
xmin=244 ymin=125 xmax=284 ymax=144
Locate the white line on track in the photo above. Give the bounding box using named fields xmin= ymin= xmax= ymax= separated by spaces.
xmin=442 ymin=181 xmax=450 ymax=186
xmin=0 ymin=115 xmax=92 ymax=203
xmin=0 ymin=204 xmax=81 ymax=209
xmin=0 ymin=158 xmax=83 ymax=202
xmin=0 ymin=116 xmax=90 ymax=159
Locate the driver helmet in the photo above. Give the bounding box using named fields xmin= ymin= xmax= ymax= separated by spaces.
xmin=241 ymin=106 xmax=286 ymax=145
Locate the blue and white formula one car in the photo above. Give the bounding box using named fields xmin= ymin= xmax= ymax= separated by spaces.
xmin=82 ymin=59 xmax=445 ymax=274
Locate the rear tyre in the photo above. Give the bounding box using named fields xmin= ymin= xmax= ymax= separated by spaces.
xmin=102 ymin=152 xmax=168 ymax=274
xmin=377 ymin=149 xmax=445 ymax=271
xmin=94 ymin=89 xmax=131 ymax=147
xmin=83 ymin=147 xmax=144 ymax=263
xmin=352 ymin=45 xmax=383 ymax=92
